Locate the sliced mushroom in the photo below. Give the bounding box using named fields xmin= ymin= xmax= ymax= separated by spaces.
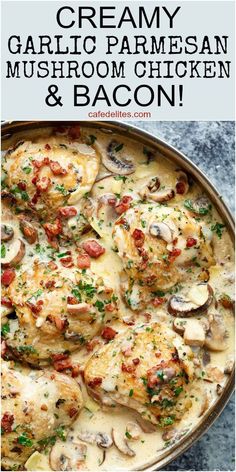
xmin=96 ymin=432 xmax=113 ymax=449
xmin=125 ymin=422 xmax=141 ymax=440
xmin=98 ymin=140 xmax=135 ymax=175
xmin=202 ymin=349 xmax=211 ymax=366
xmin=168 ymin=284 xmax=213 ymax=317
xmin=149 ymin=222 xmax=173 ymax=244
xmin=1 ymin=238 xmax=25 ymax=268
xmin=112 ymin=428 xmax=135 ymax=457
xmin=49 ymin=440 xmax=87 ymax=471
xmin=173 ymin=318 xmax=188 ymax=336
xmin=205 ymin=314 xmax=227 ymax=351
xmin=139 ymin=178 xmax=175 ymax=203
xmin=19 ymin=218 xmax=38 ymax=244
xmin=190 ymin=196 xmax=211 ymax=215
xmin=184 ymin=319 xmax=206 ymax=347
xmin=1 ymin=224 xmax=14 ymax=242
xmin=175 ymin=170 xmax=189 ymax=195
xmin=135 ymin=417 xmax=156 ymax=433
xmin=205 ymin=365 xmax=224 ymax=383
xmin=77 ymin=431 xmax=113 ymax=449
xmin=216 ymin=384 xmax=223 ymax=395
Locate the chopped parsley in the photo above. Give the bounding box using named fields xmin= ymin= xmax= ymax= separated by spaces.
xmin=55 ymin=184 xmax=68 ymax=196
xmin=129 ymin=389 xmax=134 ymax=397
xmin=1 ymin=244 xmax=6 ymax=258
xmin=211 ymin=222 xmax=225 ymax=239
xmin=1 ymin=323 xmax=10 ymax=337
xmin=17 ymin=432 xmax=33 ymax=447
xmin=114 ymin=175 xmax=127 ymax=182
xmin=184 ymin=199 xmax=210 ymax=215
xmin=22 ymin=166 xmax=32 ymax=174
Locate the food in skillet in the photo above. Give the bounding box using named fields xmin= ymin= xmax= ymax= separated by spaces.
xmin=84 ymin=323 xmax=194 ymax=426
xmin=1 ymin=124 xmax=234 ymax=471
xmin=1 ymin=360 xmax=83 ymax=470
xmin=4 ymin=260 xmax=118 ymax=366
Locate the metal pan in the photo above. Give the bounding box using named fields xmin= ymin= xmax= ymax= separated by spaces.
xmin=1 ymin=120 xmax=235 ymax=471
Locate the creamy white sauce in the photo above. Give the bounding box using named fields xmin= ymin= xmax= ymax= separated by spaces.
xmin=1 ymin=125 xmax=234 ymax=471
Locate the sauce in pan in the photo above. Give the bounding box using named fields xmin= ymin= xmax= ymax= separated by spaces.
xmin=1 ymin=125 xmax=234 ymax=471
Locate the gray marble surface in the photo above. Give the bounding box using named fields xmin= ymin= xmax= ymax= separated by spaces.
xmin=131 ymin=121 xmax=235 ymax=471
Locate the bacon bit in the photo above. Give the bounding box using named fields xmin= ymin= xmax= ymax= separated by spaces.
xmin=219 ymin=295 xmax=235 ymax=310
xmin=152 ymin=297 xmax=166 ymax=307
xmin=45 ymin=280 xmax=56 ymax=289
xmin=54 ymin=317 xmax=67 ymax=331
xmin=43 ymin=218 xmax=62 ymax=237
xmin=1 ymin=412 xmax=14 ymax=433
xmin=60 ymin=256 xmax=74 ymax=268
xmin=71 ymin=364 xmax=80 ymax=378
xmin=49 ymin=160 xmax=67 ymax=176
xmin=1 ymin=269 xmax=16 ymax=287
xmin=31 ymin=191 xmax=40 ymax=205
xmin=121 ymin=362 xmax=135 ymax=373
xmin=36 ymin=176 xmax=51 ymax=192
xmin=26 ymin=300 xmax=43 ymax=315
xmin=186 ymin=237 xmax=197 ymax=248
xmin=1 ymin=297 xmax=13 ymax=308
xmin=82 ymin=240 xmax=105 ymax=258
xmin=101 ymin=326 xmax=117 ymax=341
xmin=52 ymin=353 xmax=72 ymax=372
xmin=47 ymin=261 xmax=58 ymax=270
xmin=155 ymin=351 xmax=162 ymax=358
xmin=115 ymin=217 xmax=126 ymax=226
xmin=143 ymin=312 xmax=152 ymax=322
xmin=168 ymin=248 xmax=182 ymax=263
xmin=20 ymin=219 xmax=38 ymax=244
xmin=115 ymin=195 xmax=133 ymax=215
xmin=176 ymin=181 xmax=186 ymax=195
xmin=67 ymin=296 xmax=78 ymax=305
xmin=45 ymin=144 xmax=51 ymax=151
xmin=41 ymin=404 xmax=48 ymax=411
xmin=69 ymin=407 xmax=78 ymax=418
xmin=107 ymin=197 xmax=117 ymax=206
xmin=172 ymin=237 xmax=178 ymax=246
xmin=18 ymin=181 xmax=26 ymax=191
xmin=77 ymin=253 xmax=91 ymax=269
xmin=86 ymin=339 xmax=100 ymax=352
xmin=132 ymin=358 xmax=140 ymax=366
xmin=105 ymin=303 xmax=116 ymax=312
xmin=68 ymin=125 xmax=81 ymax=140
xmin=1 ymin=340 xmax=7 ymax=358
xmin=33 ymin=157 xmax=50 ymax=169
xmin=132 ymin=228 xmax=145 ymax=248
xmin=88 ymin=377 xmax=102 ymax=388
xmin=58 ymin=206 xmax=77 ymax=218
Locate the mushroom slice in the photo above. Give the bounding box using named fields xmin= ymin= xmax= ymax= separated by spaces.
xmin=149 ymin=188 xmax=175 ymax=203
xmin=49 ymin=441 xmax=87 ymax=471
xmin=97 ymin=140 xmax=135 ymax=175
xmin=19 ymin=218 xmax=38 ymax=244
xmin=136 ymin=417 xmax=156 ymax=433
xmin=173 ymin=318 xmax=187 ymax=336
xmin=125 ymin=422 xmax=141 ymax=440
xmin=175 ymin=170 xmax=189 ymax=195
xmin=168 ymin=284 xmax=213 ymax=318
xmin=112 ymin=428 xmax=135 ymax=457
xmin=183 ymin=319 xmax=206 ymax=347
xmin=96 ymin=432 xmax=113 ymax=449
xmin=139 ymin=177 xmax=175 ymax=203
xmin=1 ymin=238 xmax=25 ymax=268
xmin=77 ymin=431 xmax=113 ymax=449
xmin=149 ymin=222 xmax=173 ymax=244
xmin=1 ymin=224 xmax=14 ymax=242
xmin=186 ymin=196 xmax=211 ymax=215
xmin=205 ymin=314 xmax=228 ymax=351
